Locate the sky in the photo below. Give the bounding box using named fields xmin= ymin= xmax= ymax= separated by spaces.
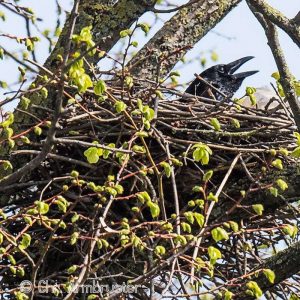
xmin=0 ymin=0 xmax=299 ymax=109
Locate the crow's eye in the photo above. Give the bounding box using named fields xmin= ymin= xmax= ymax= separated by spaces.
xmin=218 ymin=66 xmax=226 ymax=74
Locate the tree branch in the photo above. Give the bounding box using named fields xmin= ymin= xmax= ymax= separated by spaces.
xmin=247 ymin=2 xmax=300 ymax=131
xmin=248 ymin=0 xmax=300 ymax=48
xmin=127 ymin=0 xmax=242 ymax=81
xmin=237 ymin=241 xmax=300 ymax=299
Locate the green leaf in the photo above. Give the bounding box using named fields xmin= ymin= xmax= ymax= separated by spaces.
xmin=103 ymin=143 xmax=115 ymax=159
xmin=155 ymin=90 xmax=164 ymax=100
xmin=20 ymin=96 xmax=31 ymax=110
xmin=105 ymin=187 xmax=118 ymax=197
xmin=192 ymin=143 xmax=212 ymax=165
xmin=0 ymin=80 xmax=8 ymax=88
xmin=194 ymin=212 xmax=205 ymax=227
xmin=40 ymin=87 xmax=48 ymax=98
xmin=143 ymin=119 xmax=151 ymax=130
xmin=210 ymin=118 xmax=221 ymax=131
xmin=210 ymin=51 xmax=218 ymax=62
xmin=120 ymin=234 xmax=130 ymax=246
xmin=184 ymin=212 xmax=194 ymax=224
xmin=125 ymin=76 xmax=133 ymax=88
xmin=137 ymin=98 xmax=143 ymax=110
xmin=136 ymin=131 xmax=148 ymax=138
xmin=147 ymin=201 xmax=160 ymax=218
xmin=161 ymin=223 xmax=173 ymax=233
xmin=293 ymin=132 xmax=300 ymax=145
xmin=138 ymin=23 xmax=150 ymax=34
xmin=271 ymin=159 xmax=283 ymax=170
xmin=136 ymin=191 xmax=151 ymax=204
xmin=16 ymin=267 xmax=25 ymax=278
xmin=14 ymin=291 xmax=29 ymax=300
xmin=271 ymin=72 xmax=280 ymax=80
xmin=71 ymin=213 xmax=79 ymax=223
xmin=0 ymin=112 xmax=14 ymax=128
xmin=224 ymin=290 xmax=233 ymax=300
xmin=203 ymin=170 xmax=213 ymax=181
xmin=208 ymin=246 xmax=221 ymax=265
xmin=197 ymin=199 xmax=205 ymax=208
xmin=192 ymin=185 xmax=204 ymax=193
xmin=131 ymin=41 xmax=138 ymax=47
xmin=252 ymin=204 xmax=264 ymax=216
xmin=25 ymin=38 xmax=34 ymax=51
xmin=101 ymin=239 xmax=109 ymax=248
xmin=249 ymin=94 xmax=257 ymax=106
xmin=283 ymin=224 xmax=298 ymax=238
xmin=19 ymin=233 xmax=31 ymax=250
xmin=8 ymin=138 xmax=15 ymax=149
xmin=8 ymin=254 xmax=16 ymax=265
xmin=84 ymin=147 xmax=101 ymax=164
xmin=246 ymin=86 xmax=256 ymax=95
xmin=120 ymin=29 xmax=132 ymax=38
xmin=78 ymin=73 xmax=93 ymax=93
xmin=231 ymin=118 xmax=240 ymax=128
xmin=263 ymin=269 xmax=275 ymax=284
xmin=276 ymin=81 xmax=285 ymax=97
xmin=142 ymin=105 xmax=155 ymax=121
xmin=94 ymin=79 xmax=106 ymax=95
xmin=246 ymin=281 xmax=263 ymax=299
xmin=207 ymin=192 xmax=218 ymax=202
xmin=114 ymin=184 xmax=124 ymax=195
xmin=174 ymin=234 xmax=187 ymax=245
xmin=67 ymin=265 xmax=78 ymax=274
xmin=291 ymin=146 xmax=300 ymax=158
xmin=55 ymin=196 xmax=69 ymax=213
xmin=115 ymin=100 xmax=127 ymax=113
xmin=70 ymin=170 xmax=79 ymax=178
xmin=170 ymin=71 xmax=180 ymax=77
xmin=160 ymin=161 xmax=172 ymax=178
xmin=154 ymin=245 xmax=166 ymax=256
xmin=2 ymin=160 xmax=13 ymax=170
xmin=229 ymin=221 xmax=239 ymax=233
xmin=279 ymin=148 xmax=289 ymax=156
xmin=4 ymin=127 xmax=13 ymax=138
xmin=34 ymin=126 xmax=42 ymax=136
xmin=200 ymin=57 xmax=207 ymax=67
xmin=132 ymin=145 xmax=146 ymax=154
xmin=269 ymin=187 xmax=278 ymax=197
xmin=211 ymin=227 xmax=229 ymax=242
xmin=276 ymin=179 xmax=288 ymax=191
xmin=35 ymin=201 xmax=49 ymax=215
xmin=181 ymin=222 xmax=191 ymax=233
xmin=294 ymin=80 xmax=300 ymax=96
xmin=70 ymin=232 xmax=79 ymax=245
xmin=10 ymin=266 xmax=17 ymax=274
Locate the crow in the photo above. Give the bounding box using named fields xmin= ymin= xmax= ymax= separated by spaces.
xmin=185 ymin=56 xmax=258 ymax=101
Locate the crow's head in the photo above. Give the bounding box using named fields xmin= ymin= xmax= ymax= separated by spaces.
xmin=185 ymin=56 xmax=258 ymax=100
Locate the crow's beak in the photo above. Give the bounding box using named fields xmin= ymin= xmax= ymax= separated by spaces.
xmin=226 ymin=56 xmax=258 ymax=79
xmin=232 ymin=70 xmax=259 ymax=79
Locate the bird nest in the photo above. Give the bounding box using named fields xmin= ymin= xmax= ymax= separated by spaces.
xmin=1 ymin=79 xmax=299 ymax=297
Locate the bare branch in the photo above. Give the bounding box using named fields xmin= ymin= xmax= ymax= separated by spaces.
xmin=128 ymin=0 xmax=242 ymax=81
xmin=247 ymin=2 xmax=300 ymax=131
xmin=248 ymin=0 xmax=300 ymax=48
